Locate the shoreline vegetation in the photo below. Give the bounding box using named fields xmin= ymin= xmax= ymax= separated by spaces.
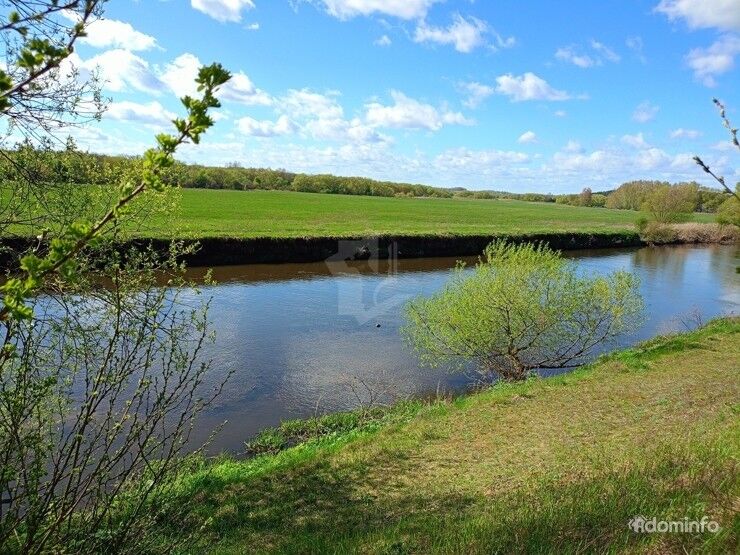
xmin=155 ymin=317 xmax=739 ymax=553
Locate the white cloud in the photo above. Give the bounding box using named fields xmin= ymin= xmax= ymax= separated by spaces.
xmin=160 ymin=53 xmax=271 ymax=105
xmin=554 ymin=110 xmax=567 ymax=117
xmin=84 ymin=49 xmax=164 ymax=94
xmin=81 ymin=18 xmax=157 ymax=51
xmin=318 ymin=0 xmax=440 ymax=20
xmin=712 ymin=140 xmax=735 ymax=151
xmin=414 ymin=14 xmax=489 ymax=53
xmin=374 ymin=35 xmax=392 ymax=46
xmin=555 ymin=47 xmax=596 ymax=68
xmin=626 ymin=36 xmax=647 ymax=63
xmin=495 ymin=72 xmax=572 ymax=102
xmin=670 ymin=128 xmax=702 ymax=139
xmin=632 ymin=101 xmax=659 ymax=123
xmin=191 ymin=0 xmax=255 ymax=23
xmin=61 ymin=11 xmax=158 ymax=51
xmin=563 ymin=140 xmax=582 ymax=152
xmin=106 ymin=101 xmax=176 ymax=127
xmin=433 ymin=148 xmax=529 ymax=170
xmin=590 ymin=40 xmax=621 ymax=62
xmin=555 ymin=40 xmax=620 ymax=68
xmin=517 ymin=131 xmax=537 ymax=144
xmin=219 ymin=72 xmax=273 ymax=106
xmin=365 ymin=90 xmax=473 ymax=131
xmin=305 ymin=116 xmax=390 ymax=144
xmin=160 ymin=53 xmax=201 ymax=97
xmin=621 ymin=132 xmax=650 ymax=149
xmin=460 ymin=82 xmax=495 ymax=108
xmin=245 ymin=22 xmax=260 ymax=30
xmin=237 ymin=115 xmax=297 ymax=137
xmin=274 ymin=89 xmax=390 ymax=145
xmin=279 ymin=89 xmax=344 ymax=120
xmin=655 ymin=0 xmax=740 ymax=31
xmin=685 ymin=35 xmax=740 ymax=87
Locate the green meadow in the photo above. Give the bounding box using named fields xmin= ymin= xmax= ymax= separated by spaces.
xmin=135 ymin=188 xmax=713 ymax=239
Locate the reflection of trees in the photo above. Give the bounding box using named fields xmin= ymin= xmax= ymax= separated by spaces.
xmin=632 ymin=245 xmax=690 ymax=290
xmin=708 ymin=245 xmax=740 ymax=305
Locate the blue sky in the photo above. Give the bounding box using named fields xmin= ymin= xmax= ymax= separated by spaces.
xmin=63 ymin=0 xmax=740 ymax=193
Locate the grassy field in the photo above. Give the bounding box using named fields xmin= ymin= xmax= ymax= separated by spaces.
xmin=131 ymin=189 xmax=713 ymax=239
xmin=164 ymin=318 xmax=739 ymax=554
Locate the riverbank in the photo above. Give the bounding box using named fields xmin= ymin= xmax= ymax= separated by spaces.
xmin=161 ymin=317 xmax=739 ymax=554
xmin=0 ymin=231 xmax=647 ymax=268
xmin=2 ymin=188 xmax=727 ymax=267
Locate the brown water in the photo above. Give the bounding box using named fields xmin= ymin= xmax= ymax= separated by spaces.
xmin=183 ymin=244 xmax=738 ymax=453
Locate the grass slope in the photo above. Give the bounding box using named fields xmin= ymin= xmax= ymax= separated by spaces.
xmin=172 ymin=318 xmax=739 ymax=554
xmin=136 ymin=189 xmax=713 ymax=239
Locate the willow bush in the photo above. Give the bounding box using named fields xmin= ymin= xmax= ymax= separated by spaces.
xmin=403 ymin=241 xmax=644 ymax=382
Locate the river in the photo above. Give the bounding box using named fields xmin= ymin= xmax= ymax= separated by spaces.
xmin=181 ymin=244 xmax=739 ymax=453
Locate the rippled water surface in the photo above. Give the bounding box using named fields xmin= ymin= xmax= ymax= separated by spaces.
xmin=184 ymin=244 xmax=739 ymax=453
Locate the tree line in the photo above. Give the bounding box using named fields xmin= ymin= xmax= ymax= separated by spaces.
xmin=0 ymin=144 xmax=735 ymax=216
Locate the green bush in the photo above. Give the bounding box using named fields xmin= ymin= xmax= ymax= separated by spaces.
xmin=403 ymin=241 xmax=643 ymax=382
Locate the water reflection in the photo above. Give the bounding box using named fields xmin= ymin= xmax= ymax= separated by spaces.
xmin=188 ymin=244 xmax=738 ymax=453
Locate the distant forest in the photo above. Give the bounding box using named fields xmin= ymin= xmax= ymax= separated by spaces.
xmin=0 ymin=143 xmax=731 ymax=213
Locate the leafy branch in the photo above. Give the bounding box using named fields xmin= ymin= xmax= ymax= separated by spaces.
xmin=693 ymin=98 xmax=740 ymax=203
xmin=0 ymin=63 xmax=232 ymax=321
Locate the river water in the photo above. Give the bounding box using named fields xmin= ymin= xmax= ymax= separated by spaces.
xmin=182 ymin=244 xmax=739 ymax=453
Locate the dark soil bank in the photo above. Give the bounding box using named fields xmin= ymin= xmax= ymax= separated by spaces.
xmin=0 ymin=232 xmax=644 ymax=268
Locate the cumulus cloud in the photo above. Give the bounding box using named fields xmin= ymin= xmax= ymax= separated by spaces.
xmin=61 ymin=11 xmax=158 ymax=51
xmin=237 ymin=115 xmax=297 ymax=137
xmin=621 ymin=132 xmax=650 ymax=149
xmin=159 ymin=53 xmax=202 ymax=97
xmin=279 ymin=89 xmax=344 ymax=120
xmin=414 ymin=14 xmax=489 ymax=53
xmin=274 ymin=89 xmax=390 ymax=145
xmin=219 ymin=72 xmax=273 ymax=106
xmin=413 ymin=14 xmax=515 ymax=53
xmin=105 ymin=101 xmax=176 ymax=127
xmin=365 ymin=90 xmax=473 ymax=131
xmin=191 ymin=0 xmax=255 ymax=23
xmin=83 ymin=49 xmax=165 ymax=94
xmin=632 ymin=101 xmax=659 ymax=123
xmin=459 ymin=82 xmax=495 ymax=108
xmin=81 ymin=20 xmax=157 ymax=51
xmin=655 ymin=0 xmax=740 ymax=31
xmin=433 ymin=148 xmax=529 ymax=169
xmin=495 ymin=72 xmax=573 ymax=102
xmin=685 ymin=35 xmax=740 ymax=86
xmin=318 ymin=0 xmax=440 ymax=20
xmin=160 ymin=53 xmax=272 ymax=105
xmin=517 ymin=131 xmax=537 ymax=144
xmin=670 ymin=128 xmax=702 ymax=139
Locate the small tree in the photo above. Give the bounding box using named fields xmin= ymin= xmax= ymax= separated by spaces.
xmin=403 ymin=241 xmax=643 ymax=382
xmin=579 ymin=187 xmax=593 ymax=207
xmin=642 ymin=183 xmax=698 ymax=223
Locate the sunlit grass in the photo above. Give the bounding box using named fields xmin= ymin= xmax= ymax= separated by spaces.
xmin=160 ymin=318 xmax=739 ymax=554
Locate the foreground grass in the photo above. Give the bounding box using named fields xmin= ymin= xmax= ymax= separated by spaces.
xmin=134 ymin=189 xmax=714 ymax=239
xmin=167 ymin=318 xmax=739 ymax=554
